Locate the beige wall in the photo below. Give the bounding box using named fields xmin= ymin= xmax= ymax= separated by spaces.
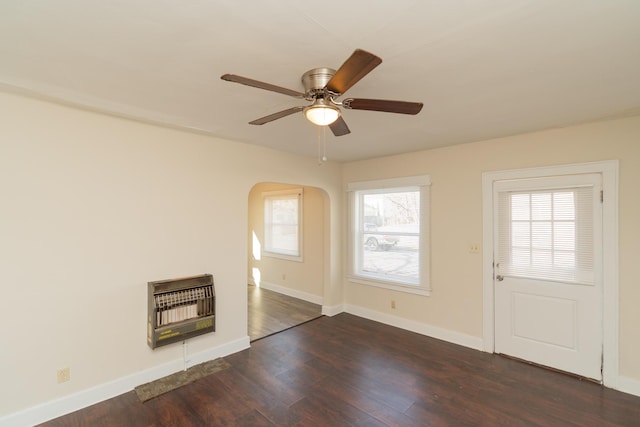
xmin=2 ymin=87 xmax=638 ymax=419
xmin=248 ymin=183 xmax=325 ymax=299
xmin=0 ymin=91 xmax=343 ymax=417
xmin=342 ymin=115 xmax=640 ymax=382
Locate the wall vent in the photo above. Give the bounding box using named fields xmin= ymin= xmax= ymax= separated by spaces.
xmin=147 ymin=274 xmax=215 ymax=349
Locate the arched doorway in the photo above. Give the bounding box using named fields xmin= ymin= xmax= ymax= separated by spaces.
xmin=247 ymin=182 xmax=326 ymax=341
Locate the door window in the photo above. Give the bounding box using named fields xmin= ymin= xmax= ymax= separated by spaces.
xmin=497 ymin=183 xmax=597 ymax=285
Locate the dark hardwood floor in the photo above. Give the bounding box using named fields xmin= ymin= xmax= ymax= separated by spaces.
xmin=40 ymin=313 xmax=640 ymax=426
xmin=248 ymin=285 xmax=322 ymax=342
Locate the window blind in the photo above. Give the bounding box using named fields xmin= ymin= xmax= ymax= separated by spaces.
xmin=497 ymin=185 xmax=595 ymax=285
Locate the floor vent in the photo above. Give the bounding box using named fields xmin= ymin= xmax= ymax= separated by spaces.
xmin=147 ymin=274 xmax=215 ymax=349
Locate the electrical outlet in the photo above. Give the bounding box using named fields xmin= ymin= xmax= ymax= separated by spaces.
xmin=391 ymin=300 xmax=396 ymax=309
xmin=469 ymin=243 xmax=480 ymax=254
xmin=57 ymin=367 xmax=70 ymax=384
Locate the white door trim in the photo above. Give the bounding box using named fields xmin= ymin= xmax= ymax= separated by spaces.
xmin=482 ymin=160 xmax=619 ymax=387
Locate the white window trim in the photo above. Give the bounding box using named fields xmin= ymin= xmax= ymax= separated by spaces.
xmin=347 ymin=175 xmax=431 ymax=296
xmin=263 ymin=188 xmax=303 ymax=262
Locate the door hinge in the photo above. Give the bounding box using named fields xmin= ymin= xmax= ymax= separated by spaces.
xmin=600 ymin=190 xmax=603 ymax=203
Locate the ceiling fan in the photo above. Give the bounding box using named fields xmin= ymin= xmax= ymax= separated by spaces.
xmin=221 ymin=49 xmax=423 ymax=136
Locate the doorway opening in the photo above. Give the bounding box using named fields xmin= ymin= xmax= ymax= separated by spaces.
xmin=247 ymin=182 xmax=326 ymax=341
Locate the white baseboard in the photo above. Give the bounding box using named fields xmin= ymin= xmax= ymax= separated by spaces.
xmin=321 ymin=304 xmax=344 ymax=317
xmin=615 ymin=375 xmax=640 ymax=398
xmin=257 ymin=281 xmax=323 ymax=305
xmin=0 ymin=336 xmax=250 ymax=427
xmin=344 ymin=304 xmax=484 ymax=351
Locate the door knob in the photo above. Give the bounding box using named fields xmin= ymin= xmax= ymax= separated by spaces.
xmin=496 ymin=275 xmax=504 ymax=281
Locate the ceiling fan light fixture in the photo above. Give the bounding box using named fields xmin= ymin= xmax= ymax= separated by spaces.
xmin=304 ymin=100 xmax=340 ymax=126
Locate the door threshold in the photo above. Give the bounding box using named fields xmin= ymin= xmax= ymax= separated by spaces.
xmin=497 ymin=353 xmax=602 ymax=385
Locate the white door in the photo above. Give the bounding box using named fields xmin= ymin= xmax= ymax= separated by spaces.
xmin=494 ymin=173 xmax=603 ymax=380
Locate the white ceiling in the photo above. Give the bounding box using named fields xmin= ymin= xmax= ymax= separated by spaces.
xmin=1 ymin=1 xmax=639 ymax=162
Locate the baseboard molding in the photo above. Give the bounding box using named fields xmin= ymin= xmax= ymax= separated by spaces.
xmin=0 ymin=336 xmax=250 ymax=427
xmin=615 ymin=375 xmax=640 ymax=397
xmin=258 ymin=281 xmax=323 ymax=305
xmin=344 ymin=304 xmax=484 ymax=351
xmin=321 ymin=304 xmax=344 ymax=317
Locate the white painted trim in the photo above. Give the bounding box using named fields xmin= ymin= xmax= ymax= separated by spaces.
xmin=347 ymin=175 xmax=431 ymax=191
xmin=616 ymin=376 xmax=640 ymax=398
xmin=321 ymin=304 xmax=344 ymax=317
xmin=258 ymin=281 xmax=324 ymax=305
xmin=261 ymin=188 xmax=303 ymax=197
xmin=347 ymin=277 xmax=431 ymax=296
xmin=482 ymin=160 xmax=621 ymax=388
xmin=0 ymin=337 xmax=250 ymax=427
xmin=345 ymin=304 xmax=484 ymax=351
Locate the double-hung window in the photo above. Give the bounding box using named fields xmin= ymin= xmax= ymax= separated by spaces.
xmin=348 ymin=176 xmax=431 ymax=295
xmin=263 ymin=189 xmax=303 ymax=261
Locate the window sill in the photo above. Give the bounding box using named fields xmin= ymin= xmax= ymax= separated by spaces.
xmin=263 ymin=252 xmax=303 ymax=263
xmin=348 ymin=276 xmax=431 ymax=296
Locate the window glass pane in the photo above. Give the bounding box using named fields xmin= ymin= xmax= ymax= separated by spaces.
xmin=271 ymin=199 xmax=297 ymax=224
xmin=354 ymin=187 xmax=423 ymax=286
xmin=362 ymin=192 xmax=420 ymax=229
xmin=264 ymin=192 xmax=300 ymax=257
xmin=361 ymin=235 xmax=419 ymax=280
xmin=270 ymin=225 xmax=298 ymax=253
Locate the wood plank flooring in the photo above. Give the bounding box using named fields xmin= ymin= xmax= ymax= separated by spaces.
xmin=39 ymin=313 xmax=640 ymax=426
xmin=248 ymin=285 xmax=322 ymax=342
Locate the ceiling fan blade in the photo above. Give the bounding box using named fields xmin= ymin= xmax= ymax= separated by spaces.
xmin=249 ymin=106 xmax=305 ymax=125
xmin=329 ymin=116 xmax=351 ymax=136
xmin=221 ymin=74 xmax=305 ymax=98
xmin=342 ymin=98 xmax=423 ymax=115
xmin=325 ymin=49 xmax=382 ymax=95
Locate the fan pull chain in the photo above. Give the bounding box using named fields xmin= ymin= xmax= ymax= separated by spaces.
xmin=317 ymin=126 xmax=322 ymax=165
xmin=322 ymin=125 xmax=328 ymax=162
xmin=317 ymin=125 xmax=328 ymax=165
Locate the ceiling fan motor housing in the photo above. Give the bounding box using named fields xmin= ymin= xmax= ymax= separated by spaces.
xmin=302 ymin=67 xmax=337 ymax=99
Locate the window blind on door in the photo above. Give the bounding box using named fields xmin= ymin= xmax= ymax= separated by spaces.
xmin=497 ymin=185 xmax=595 ymax=285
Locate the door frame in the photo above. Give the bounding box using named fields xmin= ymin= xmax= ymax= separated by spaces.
xmin=482 ymin=160 xmax=619 ymax=386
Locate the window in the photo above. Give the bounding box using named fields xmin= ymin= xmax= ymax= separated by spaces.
xmin=263 ymin=189 xmax=303 ymax=261
xmin=348 ymin=176 xmax=430 ymax=295
xmin=497 ymin=181 xmax=597 ymax=285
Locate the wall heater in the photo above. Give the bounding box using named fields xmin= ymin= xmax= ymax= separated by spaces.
xmin=147 ymin=274 xmax=215 ymax=349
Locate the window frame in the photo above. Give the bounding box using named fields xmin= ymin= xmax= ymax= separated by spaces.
xmin=347 ymin=176 xmax=431 ymax=296
xmin=263 ymin=188 xmax=303 ymax=262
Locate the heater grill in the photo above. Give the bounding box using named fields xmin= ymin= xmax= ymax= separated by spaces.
xmin=147 ymin=274 xmax=215 ymax=349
